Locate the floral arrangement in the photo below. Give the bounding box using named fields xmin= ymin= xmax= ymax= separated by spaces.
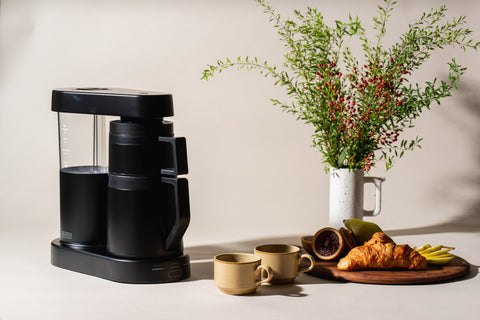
xmin=202 ymin=0 xmax=478 ymax=171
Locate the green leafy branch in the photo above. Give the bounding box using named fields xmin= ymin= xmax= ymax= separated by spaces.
xmin=202 ymin=0 xmax=478 ymax=172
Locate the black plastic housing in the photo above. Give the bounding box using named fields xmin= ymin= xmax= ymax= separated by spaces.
xmin=51 ymin=239 xmax=190 ymax=284
xmin=107 ymin=175 xmax=190 ymax=258
xmin=109 ymin=120 xmax=174 ymax=175
xmin=52 ymin=88 xmax=174 ymax=118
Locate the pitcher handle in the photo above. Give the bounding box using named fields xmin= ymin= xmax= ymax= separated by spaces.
xmin=161 ymin=177 xmax=190 ymax=250
xmin=158 ymin=137 xmax=188 ymax=176
xmin=363 ymin=176 xmax=385 ymax=217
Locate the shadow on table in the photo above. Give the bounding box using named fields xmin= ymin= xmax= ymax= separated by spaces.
xmin=463 ymin=264 xmax=479 ymax=282
xmin=249 ymin=275 xmax=332 ymax=297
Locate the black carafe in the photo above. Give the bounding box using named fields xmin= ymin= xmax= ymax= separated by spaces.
xmin=107 ymin=118 xmax=189 ymax=259
xmin=50 ymin=88 xmax=190 ymax=283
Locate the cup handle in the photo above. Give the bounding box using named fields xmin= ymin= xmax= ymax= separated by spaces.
xmin=297 ymin=254 xmax=315 ymax=274
xmin=255 ymin=265 xmax=273 ymax=287
xmin=363 ymin=176 xmax=385 ymax=217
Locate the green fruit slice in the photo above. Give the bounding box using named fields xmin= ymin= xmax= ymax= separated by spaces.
xmin=425 ymin=254 xmax=453 ymax=260
xmin=427 ymin=256 xmax=454 ymax=265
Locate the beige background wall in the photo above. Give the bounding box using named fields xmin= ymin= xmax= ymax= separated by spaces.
xmin=0 ymin=0 xmax=478 ymax=247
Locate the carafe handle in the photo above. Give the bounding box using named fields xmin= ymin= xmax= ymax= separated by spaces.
xmin=363 ymin=176 xmax=385 ymax=217
xmin=158 ymin=137 xmax=188 ymax=176
xmin=161 ymin=177 xmax=190 ymax=250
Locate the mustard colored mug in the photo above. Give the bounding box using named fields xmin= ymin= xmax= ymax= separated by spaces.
xmin=214 ymin=253 xmax=273 ymax=295
xmin=254 ymin=244 xmax=315 ymax=284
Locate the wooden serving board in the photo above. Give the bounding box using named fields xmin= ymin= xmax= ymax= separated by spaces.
xmin=304 ymin=255 xmax=470 ymax=285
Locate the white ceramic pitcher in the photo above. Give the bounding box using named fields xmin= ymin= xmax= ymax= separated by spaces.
xmin=329 ymin=168 xmax=385 ymax=228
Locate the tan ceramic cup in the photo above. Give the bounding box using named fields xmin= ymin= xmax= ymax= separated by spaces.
xmin=214 ymin=253 xmax=273 ymax=295
xmin=254 ymin=244 xmax=315 ymax=284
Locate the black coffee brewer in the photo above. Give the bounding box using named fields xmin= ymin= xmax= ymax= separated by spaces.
xmin=50 ymin=88 xmax=190 ymax=283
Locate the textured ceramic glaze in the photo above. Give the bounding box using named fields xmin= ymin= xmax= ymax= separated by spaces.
xmin=254 ymin=244 xmax=315 ymax=284
xmin=329 ymin=168 xmax=385 ymax=228
xmin=214 ymin=253 xmax=272 ymax=295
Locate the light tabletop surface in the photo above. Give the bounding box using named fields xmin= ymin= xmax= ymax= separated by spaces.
xmin=0 ymin=227 xmax=478 ymax=320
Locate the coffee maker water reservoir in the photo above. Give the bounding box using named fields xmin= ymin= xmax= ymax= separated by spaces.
xmin=58 ymin=112 xmax=111 ymax=247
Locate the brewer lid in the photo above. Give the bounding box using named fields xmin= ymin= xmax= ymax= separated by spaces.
xmin=52 ymin=88 xmax=174 ymax=118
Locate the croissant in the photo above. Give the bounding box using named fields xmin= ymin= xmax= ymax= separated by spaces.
xmin=337 ymin=232 xmax=427 ymax=271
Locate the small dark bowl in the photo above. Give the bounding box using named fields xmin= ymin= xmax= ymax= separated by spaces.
xmin=301 ymin=235 xmax=315 ymax=256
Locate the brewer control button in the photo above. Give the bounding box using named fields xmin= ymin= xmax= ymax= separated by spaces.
xmin=168 ymin=270 xmax=183 ymax=279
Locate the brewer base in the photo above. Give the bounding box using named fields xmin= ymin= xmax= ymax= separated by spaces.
xmin=51 ymin=238 xmax=190 ymax=284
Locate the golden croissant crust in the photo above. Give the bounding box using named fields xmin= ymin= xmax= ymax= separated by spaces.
xmin=337 ymin=232 xmax=427 ymax=271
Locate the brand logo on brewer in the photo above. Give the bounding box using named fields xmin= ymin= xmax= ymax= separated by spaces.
xmin=61 ymin=231 xmax=73 ymax=239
